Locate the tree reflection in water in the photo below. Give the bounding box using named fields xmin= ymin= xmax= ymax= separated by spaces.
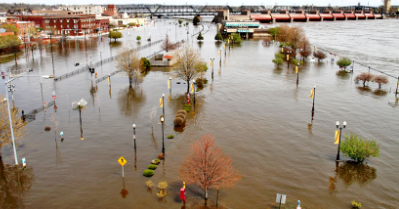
xmin=117 ymin=86 xmax=146 ymax=116
xmin=337 ymin=161 xmax=377 ymax=188
xmin=0 ymin=157 xmax=34 ymax=209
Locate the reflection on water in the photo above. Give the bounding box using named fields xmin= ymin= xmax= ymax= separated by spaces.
xmin=336 ymin=70 xmax=351 ymax=80
xmin=337 ymin=162 xmax=377 ymax=188
xmin=0 ymin=157 xmax=34 ymax=209
xmin=118 ymin=86 xmax=146 ymax=116
xmin=372 ymin=89 xmax=388 ymax=96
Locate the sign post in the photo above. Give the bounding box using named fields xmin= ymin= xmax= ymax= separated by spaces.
xmin=118 ymin=156 xmax=127 ymax=177
xmin=276 ymin=193 xmax=286 ymax=209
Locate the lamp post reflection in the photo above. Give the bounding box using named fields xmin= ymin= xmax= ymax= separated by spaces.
xmin=72 ymin=99 xmax=87 ymax=140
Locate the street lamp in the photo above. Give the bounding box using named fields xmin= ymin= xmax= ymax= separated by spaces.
xmin=287 ymin=50 xmax=291 ymax=68
xmin=47 ymin=33 xmax=55 ymax=75
xmin=335 ymin=121 xmax=347 ymax=162
xmin=192 ymin=79 xmax=196 ymax=106
xmin=296 ymin=62 xmax=299 ymax=85
xmin=161 ymin=116 xmax=165 ymax=154
xmin=132 ymin=124 xmax=136 ymax=150
xmin=210 ymin=58 xmax=215 ymax=78
xmin=311 ymin=85 xmax=316 ymax=118
xmin=168 ymin=77 xmax=172 ymax=92
xmin=352 ymin=59 xmax=355 ymax=72
xmin=4 ymin=80 xmax=19 ymax=165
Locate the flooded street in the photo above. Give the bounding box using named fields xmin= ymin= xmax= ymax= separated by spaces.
xmin=1 ymin=18 xmax=398 ymax=208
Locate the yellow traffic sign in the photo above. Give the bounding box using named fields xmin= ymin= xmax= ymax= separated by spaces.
xmin=118 ymin=156 xmax=127 ymax=166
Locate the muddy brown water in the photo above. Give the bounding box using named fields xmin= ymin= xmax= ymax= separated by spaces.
xmin=0 ymin=18 xmax=398 ymax=209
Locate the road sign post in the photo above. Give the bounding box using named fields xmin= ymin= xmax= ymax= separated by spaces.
xmin=118 ymin=156 xmax=127 ymax=177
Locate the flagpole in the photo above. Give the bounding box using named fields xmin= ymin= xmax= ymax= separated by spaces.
xmin=312 ymin=85 xmax=316 ymax=119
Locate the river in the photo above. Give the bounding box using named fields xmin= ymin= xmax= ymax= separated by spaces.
xmin=0 ymin=18 xmax=398 ymax=209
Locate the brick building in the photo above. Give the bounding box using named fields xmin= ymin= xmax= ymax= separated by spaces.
xmin=96 ymin=19 xmax=109 ymax=34
xmin=103 ymin=5 xmax=118 ymax=17
xmin=20 ymin=15 xmax=96 ymax=36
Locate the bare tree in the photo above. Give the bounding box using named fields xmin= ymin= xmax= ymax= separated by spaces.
xmin=0 ymin=96 xmax=26 ymax=157
xmin=314 ymin=51 xmax=327 ymax=63
xmin=149 ymin=106 xmax=157 ymax=132
xmin=161 ymin=36 xmax=176 ymax=52
xmin=372 ymin=75 xmax=389 ymax=89
xmin=355 ymin=73 xmax=374 ymax=87
xmin=116 ymin=46 xmax=142 ymax=86
xmin=179 ymin=134 xmax=241 ymax=201
xmin=298 ymin=37 xmax=312 ymax=60
xmin=173 ymin=44 xmax=204 ymax=93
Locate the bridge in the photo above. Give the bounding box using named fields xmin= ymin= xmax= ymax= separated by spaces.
xmin=116 ymin=4 xmax=385 ymax=17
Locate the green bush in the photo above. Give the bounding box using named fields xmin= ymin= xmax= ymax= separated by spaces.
xmin=152 ymin=159 xmax=160 ymax=164
xmin=184 ymin=104 xmax=192 ymax=112
xmin=215 ymin=33 xmax=223 ymax=41
xmin=272 ymin=58 xmax=283 ymax=66
xmin=197 ymin=32 xmax=204 ymax=41
xmin=341 ymin=133 xmax=380 ymax=163
xmin=352 ymin=200 xmax=362 ymax=208
xmin=195 ymin=78 xmax=208 ymax=88
xmin=148 ymin=164 xmax=157 ymax=170
xmin=275 ymin=53 xmax=285 ymax=60
xmin=178 ymin=20 xmax=183 ymax=25
xmin=279 ymin=42 xmax=286 ymax=47
xmin=143 ymin=169 xmax=154 ymax=177
xmin=337 ymin=57 xmax=352 ymax=68
xmin=167 ymin=134 xmax=174 ymax=139
xmin=136 ymin=36 xmax=141 ymax=41
xmin=193 ymin=15 xmax=200 ymax=25
xmin=290 ymin=58 xmax=303 ymax=66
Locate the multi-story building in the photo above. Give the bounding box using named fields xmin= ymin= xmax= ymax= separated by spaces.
xmin=0 ymin=12 xmax=7 ymax=23
xmin=61 ymin=5 xmax=104 ymax=18
xmin=96 ymin=19 xmax=109 ymax=34
xmin=20 ymin=15 xmax=97 ymax=36
xmin=103 ymin=5 xmax=119 ymax=17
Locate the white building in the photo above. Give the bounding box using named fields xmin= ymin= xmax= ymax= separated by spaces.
xmin=61 ymin=5 xmax=104 ymax=18
xmin=0 ymin=12 xmax=7 ymax=23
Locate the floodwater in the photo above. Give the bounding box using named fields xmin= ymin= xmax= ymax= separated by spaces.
xmin=1 ymin=18 xmax=399 ymax=209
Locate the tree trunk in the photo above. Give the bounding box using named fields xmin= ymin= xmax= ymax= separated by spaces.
xmin=31 ymin=48 xmax=34 ymax=62
xmin=187 ymin=80 xmax=190 ymax=94
xmin=129 ymin=76 xmax=132 ymax=87
xmin=205 ymin=188 xmax=208 ymax=200
xmin=363 ymin=80 xmax=366 ymax=87
xmin=14 ymin=50 xmax=18 ymax=66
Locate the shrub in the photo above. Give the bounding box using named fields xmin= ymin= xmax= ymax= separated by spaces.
xmin=139 ymin=57 xmax=151 ymax=73
xmin=197 ymin=32 xmax=204 ymax=41
xmin=167 ymin=134 xmax=174 ymax=139
xmin=136 ymin=36 xmax=141 ymax=41
xmin=314 ymin=51 xmax=326 ymax=62
xmin=279 ymin=42 xmax=286 ymax=47
xmin=341 ymin=133 xmax=380 ymax=163
xmin=157 ymin=190 xmax=167 ymax=198
xmin=151 ymin=159 xmax=160 ymax=164
xmin=193 ymin=15 xmax=200 ymax=25
xmin=272 ymin=58 xmax=283 ymax=67
xmin=178 ymin=20 xmax=183 ymax=25
xmin=352 ymin=200 xmax=362 ymax=208
xmin=143 ymin=169 xmax=154 ymax=177
xmin=177 ymin=110 xmax=187 ymax=116
xmin=372 ymin=75 xmax=389 ymax=89
xmin=184 ymin=104 xmax=192 ymax=112
xmin=158 ymin=181 xmax=168 ymax=190
xmin=174 ymin=117 xmax=185 ymax=127
xmin=337 ymin=57 xmax=352 ymax=68
xmin=146 ymin=180 xmax=153 ymax=188
xmin=195 ymin=77 xmax=208 ymax=88
xmin=215 ymin=33 xmax=223 ymax=41
xmin=148 ymin=164 xmax=157 ymax=170
xmin=175 ymin=113 xmax=186 ymax=121
xmin=44 ymin=125 xmax=51 ymax=131
xmin=290 ymin=58 xmax=303 ymax=66
xmin=158 ymin=153 xmax=164 ymax=160
xmin=355 ymin=73 xmax=374 ymax=87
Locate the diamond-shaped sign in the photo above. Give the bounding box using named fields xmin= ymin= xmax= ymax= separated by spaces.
xmin=118 ymin=156 xmax=127 ymax=166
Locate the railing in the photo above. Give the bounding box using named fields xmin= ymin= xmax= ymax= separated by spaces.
xmin=54 ymin=39 xmax=163 ymax=81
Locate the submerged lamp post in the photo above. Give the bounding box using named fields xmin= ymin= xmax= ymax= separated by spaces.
xmin=132 ymin=124 xmax=136 ymax=151
xmin=210 ymin=58 xmax=215 ymax=78
xmin=161 ymin=116 xmax=165 ymax=154
xmin=335 ymin=121 xmax=347 ymax=162
xmin=311 ymin=85 xmax=316 ymax=118
xmin=296 ymin=62 xmax=300 ymax=85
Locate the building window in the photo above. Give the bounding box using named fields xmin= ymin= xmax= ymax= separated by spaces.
xmin=67 ymin=19 xmax=69 ymax=23
xmin=61 ymin=25 xmax=63 ymax=28
xmin=54 ymin=25 xmax=57 ymax=28
xmin=60 ymin=20 xmax=63 ymax=23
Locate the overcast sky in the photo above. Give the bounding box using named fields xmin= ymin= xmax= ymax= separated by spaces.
xmin=2 ymin=0 xmax=398 ymax=6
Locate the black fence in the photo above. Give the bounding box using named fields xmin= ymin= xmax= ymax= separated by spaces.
xmin=54 ymin=39 xmax=163 ymax=82
xmin=316 ymin=46 xmax=398 ymax=79
xmin=95 ymin=39 xmax=185 ymax=84
xmin=24 ymin=100 xmax=55 ymax=123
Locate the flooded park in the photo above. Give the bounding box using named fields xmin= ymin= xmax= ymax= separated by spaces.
xmin=1 ymin=18 xmax=398 ymax=208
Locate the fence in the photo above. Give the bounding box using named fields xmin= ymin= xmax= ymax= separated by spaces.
xmin=95 ymin=39 xmax=185 ymax=84
xmin=54 ymin=39 xmax=163 ymax=81
xmin=24 ymin=100 xmax=55 ymax=123
xmin=316 ymin=46 xmax=398 ymax=79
